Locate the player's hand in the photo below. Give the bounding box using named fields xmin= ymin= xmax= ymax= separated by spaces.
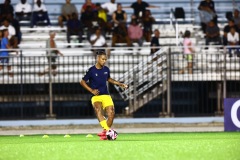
xmin=91 ymin=89 xmax=100 ymax=95
xmin=119 ymin=83 xmax=128 ymax=89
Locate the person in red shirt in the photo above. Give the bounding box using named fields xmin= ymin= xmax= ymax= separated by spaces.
xmin=80 ymin=0 xmax=96 ymax=13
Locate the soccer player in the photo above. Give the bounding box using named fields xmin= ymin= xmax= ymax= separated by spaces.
xmin=80 ymin=50 xmax=128 ymax=140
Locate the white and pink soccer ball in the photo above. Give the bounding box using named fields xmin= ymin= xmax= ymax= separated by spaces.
xmin=106 ymin=129 xmax=118 ymax=140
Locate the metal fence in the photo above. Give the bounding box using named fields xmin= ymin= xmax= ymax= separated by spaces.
xmin=0 ymin=46 xmax=239 ymax=119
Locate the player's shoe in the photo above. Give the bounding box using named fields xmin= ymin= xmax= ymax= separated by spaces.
xmin=97 ymin=129 xmax=106 ymax=137
xmin=99 ymin=135 xmax=108 ymax=140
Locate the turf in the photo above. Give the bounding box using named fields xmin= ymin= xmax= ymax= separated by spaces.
xmin=0 ymin=132 xmax=239 ymax=160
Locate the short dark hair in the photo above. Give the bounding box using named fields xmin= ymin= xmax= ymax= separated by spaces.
xmin=96 ymin=50 xmax=106 ymax=55
xmin=184 ymin=30 xmax=191 ymax=38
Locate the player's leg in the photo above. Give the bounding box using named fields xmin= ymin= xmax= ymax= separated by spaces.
xmin=93 ymin=101 xmax=109 ymax=140
xmin=92 ymin=100 xmax=110 ymax=131
xmin=93 ymin=102 xmax=105 ymax=122
xmin=105 ymin=106 xmax=115 ymax=128
xmin=102 ymin=95 xmax=115 ymax=128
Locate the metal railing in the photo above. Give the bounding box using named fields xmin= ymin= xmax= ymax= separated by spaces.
xmin=0 ymin=46 xmax=239 ymax=119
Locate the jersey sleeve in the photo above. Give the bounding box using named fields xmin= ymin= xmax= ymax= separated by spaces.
xmin=82 ymin=68 xmax=91 ymax=81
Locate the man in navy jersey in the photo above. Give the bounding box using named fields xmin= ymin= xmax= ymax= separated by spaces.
xmin=80 ymin=50 xmax=128 ymax=140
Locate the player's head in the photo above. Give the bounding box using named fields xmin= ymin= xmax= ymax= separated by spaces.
xmin=96 ymin=50 xmax=107 ymax=67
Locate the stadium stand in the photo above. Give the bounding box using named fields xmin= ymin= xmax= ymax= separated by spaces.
xmin=0 ymin=0 xmax=239 ymax=119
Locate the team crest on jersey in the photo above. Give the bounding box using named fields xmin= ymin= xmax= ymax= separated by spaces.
xmin=104 ymin=72 xmax=108 ymax=74
xmin=95 ymin=73 xmax=98 ymax=76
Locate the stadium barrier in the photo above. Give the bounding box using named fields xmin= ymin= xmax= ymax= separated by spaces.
xmin=0 ymin=46 xmax=239 ymax=119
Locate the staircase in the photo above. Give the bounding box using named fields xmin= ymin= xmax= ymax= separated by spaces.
xmin=114 ymin=48 xmax=169 ymax=114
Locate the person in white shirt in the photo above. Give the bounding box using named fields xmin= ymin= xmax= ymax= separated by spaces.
xmin=101 ymin=0 xmax=117 ymax=22
xmin=1 ymin=19 xmax=18 ymax=48
xmin=90 ymin=27 xmax=110 ymax=56
xmin=31 ymin=0 xmax=51 ymax=27
xmin=15 ymin=0 xmax=32 ymax=21
xmin=227 ymin=27 xmax=240 ymax=57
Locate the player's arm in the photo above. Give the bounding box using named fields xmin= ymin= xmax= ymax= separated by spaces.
xmin=80 ymin=79 xmax=99 ymax=95
xmin=108 ymin=78 xmax=128 ymax=89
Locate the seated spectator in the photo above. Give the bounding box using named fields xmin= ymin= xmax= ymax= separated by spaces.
xmin=1 ymin=19 xmax=18 ymax=48
xmin=39 ymin=31 xmax=63 ymax=76
xmin=179 ymin=30 xmax=195 ymax=74
xmin=198 ymin=0 xmax=217 ymax=33
xmin=205 ymin=20 xmax=222 ymax=46
xmin=0 ymin=29 xmax=14 ymax=77
xmin=66 ymin=12 xmax=83 ymax=48
xmin=223 ymin=19 xmax=238 ymax=45
xmin=128 ymin=19 xmax=143 ymax=46
xmin=101 ymin=0 xmax=117 ymax=22
xmin=90 ymin=27 xmax=110 ymax=57
xmin=58 ymin=0 xmax=78 ymax=28
xmin=31 ymin=0 xmax=51 ymax=27
xmin=112 ymin=3 xmax=127 ymax=26
xmin=142 ymin=9 xmax=155 ymax=42
xmin=150 ymin=29 xmax=160 ymax=54
xmin=7 ymin=13 xmax=22 ymax=44
xmin=83 ymin=10 xmax=107 ymax=41
xmin=233 ymin=9 xmax=240 ymax=26
xmin=227 ymin=27 xmax=240 ymax=57
xmin=80 ymin=0 xmax=96 ymax=13
xmin=112 ymin=22 xmax=132 ymax=47
xmin=80 ymin=6 xmax=94 ymax=30
xmin=0 ymin=0 xmax=14 ymax=23
xmin=15 ymin=0 xmax=32 ymax=21
xmin=95 ymin=3 xmax=107 ymax=22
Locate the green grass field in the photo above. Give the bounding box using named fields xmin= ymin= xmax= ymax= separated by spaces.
xmin=0 ymin=132 xmax=239 ymax=160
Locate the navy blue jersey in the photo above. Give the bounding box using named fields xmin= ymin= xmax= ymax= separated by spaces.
xmin=82 ymin=65 xmax=110 ymax=95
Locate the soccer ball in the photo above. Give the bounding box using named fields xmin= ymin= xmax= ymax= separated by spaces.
xmin=106 ymin=129 xmax=118 ymax=140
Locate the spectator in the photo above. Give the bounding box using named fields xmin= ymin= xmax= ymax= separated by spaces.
xmin=179 ymin=30 xmax=194 ymax=74
xmin=101 ymin=0 xmax=117 ymax=22
xmin=0 ymin=0 xmax=14 ymax=23
xmin=112 ymin=22 xmax=132 ymax=47
xmin=58 ymin=0 xmax=78 ymax=28
xmin=95 ymin=3 xmax=107 ymax=23
xmin=80 ymin=6 xmax=94 ymax=29
xmin=7 ymin=13 xmax=22 ymax=45
xmin=128 ymin=0 xmax=158 ymax=20
xmin=112 ymin=3 xmax=127 ymax=26
xmin=0 ymin=29 xmax=14 ymax=77
xmin=128 ymin=19 xmax=143 ymax=46
xmin=80 ymin=0 xmax=96 ymax=13
xmin=15 ymin=0 xmax=32 ymax=21
xmin=223 ymin=19 xmax=238 ymax=46
xmin=198 ymin=0 xmax=217 ymax=33
xmin=205 ymin=20 xmax=222 ymax=47
xmin=233 ymin=9 xmax=240 ymax=26
xmin=142 ymin=9 xmax=155 ymax=42
xmin=90 ymin=27 xmax=110 ymax=57
xmin=66 ymin=12 xmax=83 ymax=48
xmin=227 ymin=27 xmax=240 ymax=57
xmin=38 ymin=31 xmax=63 ymax=76
xmin=1 ymin=19 xmax=18 ymax=48
xmin=83 ymin=10 xmax=107 ymax=41
xmin=31 ymin=0 xmax=51 ymax=27
xmin=150 ymin=29 xmax=160 ymax=54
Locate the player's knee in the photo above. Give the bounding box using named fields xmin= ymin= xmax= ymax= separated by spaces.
xmin=107 ymin=107 xmax=115 ymax=116
xmin=93 ymin=104 xmax=102 ymax=112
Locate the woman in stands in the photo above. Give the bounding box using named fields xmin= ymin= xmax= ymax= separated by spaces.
xmin=179 ymin=30 xmax=194 ymax=74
